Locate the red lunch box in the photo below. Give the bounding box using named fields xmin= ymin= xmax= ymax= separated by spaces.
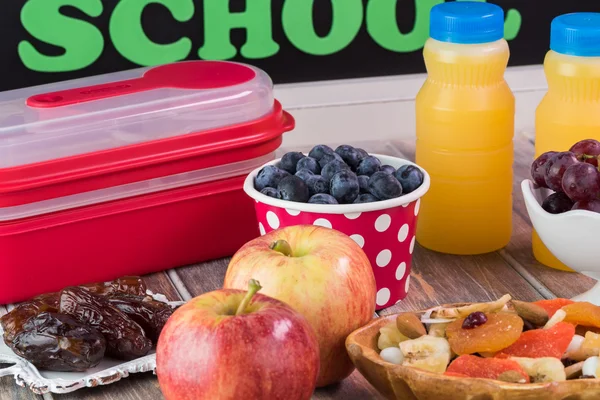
xmin=0 ymin=61 xmax=294 ymax=304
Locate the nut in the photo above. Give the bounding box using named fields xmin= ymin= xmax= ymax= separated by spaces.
xmin=497 ymin=370 xmax=528 ymax=383
xmin=511 ymin=300 xmax=549 ymax=327
xmin=565 ymin=361 xmax=585 ymax=380
xmin=544 ymin=309 xmax=566 ymax=330
xmin=396 ymin=312 xmax=427 ymax=339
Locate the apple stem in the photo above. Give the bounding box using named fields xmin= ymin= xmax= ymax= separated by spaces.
xmin=269 ymin=240 xmax=293 ymax=257
xmin=235 ymin=279 xmax=262 ymax=316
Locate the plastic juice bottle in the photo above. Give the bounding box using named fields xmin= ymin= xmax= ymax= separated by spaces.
xmin=533 ymin=13 xmax=600 ymax=271
xmin=415 ymin=2 xmax=515 ymax=255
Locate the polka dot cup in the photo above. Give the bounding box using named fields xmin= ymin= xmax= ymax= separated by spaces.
xmin=243 ymin=154 xmax=430 ymax=310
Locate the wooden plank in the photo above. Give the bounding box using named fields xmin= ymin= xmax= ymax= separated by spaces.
xmin=57 ymin=271 xmax=181 ymax=400
xmin=500 ymin=135 xmax=595 ymax=298
xmin=0 ymin=306 xmax=44 ymax=400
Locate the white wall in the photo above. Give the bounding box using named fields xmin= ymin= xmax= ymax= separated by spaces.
xmin=273 ymin=65 xmax=547 ymax=147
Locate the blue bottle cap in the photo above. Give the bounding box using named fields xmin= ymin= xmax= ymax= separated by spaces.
xmin=550 ymin=13 xmax=600 ymax=57
xmin=429 ymin=1 xmax=505 ymax=44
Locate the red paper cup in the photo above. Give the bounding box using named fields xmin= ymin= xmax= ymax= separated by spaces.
xmin=243 ymin=154 xmax=430 ymax=310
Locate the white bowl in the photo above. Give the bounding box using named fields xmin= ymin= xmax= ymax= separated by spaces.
xmin=521 ymin=179 xmax=600 ymax=304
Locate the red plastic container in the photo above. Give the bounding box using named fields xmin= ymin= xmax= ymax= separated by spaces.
xmin=244 ymin=155 xmax=430 ymax=310
xmin=0 ymin=61 xmax=294 ymax=304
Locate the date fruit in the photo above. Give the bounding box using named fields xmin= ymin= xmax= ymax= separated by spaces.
xmin=10 ymin=312 xmax=106 ymax=372
xmin=60 ymin=287 xmax=152 ymax=360
xmin=107 ymin=295 xmax=173 ymax=343
xmin=82 ymin=276 xmax=147 ymax=297
xmin=0 ymin=300 xmax=58 ymax=345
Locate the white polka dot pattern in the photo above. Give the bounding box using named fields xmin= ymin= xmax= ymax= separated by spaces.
xmin=313 ymin=218 xmax=332 ymax=228
xmin=350 ymin=234 xmax=365 ymax=248
xmin=376 ymin=288 xmax=391 ymax=306
xmin=376 ymin=249 xmax=392 ymax=267
xmin=409 ymin=236 xmax=416 ymax=254
xmin=286 ymin=208 xmax=301 ymax=216
xmin=258 ymin=222 xmax=266 ymax=236
xmin=396 ymin=262 xmax=407 ymax=280
xmin=266 ymin=211 xmax=280 ymax=229
xmin=375 ymin=214 xmax=391 ymax=232
xmin=344 ymin=212 xmax=362 ymax=220
xmin=398 ymin=224 xmax=409 ymax=242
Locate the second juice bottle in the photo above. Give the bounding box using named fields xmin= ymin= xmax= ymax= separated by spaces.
xmin=416 ymin=2 xmax=515 ymax=255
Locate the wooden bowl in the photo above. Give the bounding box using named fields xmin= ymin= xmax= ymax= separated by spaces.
xmin=345 ymin=310 xmax=600 ymax=400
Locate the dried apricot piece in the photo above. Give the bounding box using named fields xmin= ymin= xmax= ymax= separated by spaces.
xmin=496 ymin=322 xmax=575 ymax=359
xmin=562 ymin=302 xmax=600 ymax=328
xmin=446 ymin=355 xmax=530 ymax=383
xmin=533 ymin=298 xmax=574 ymax=318
xmin=446 ymin=312 xmax=523 ymax=355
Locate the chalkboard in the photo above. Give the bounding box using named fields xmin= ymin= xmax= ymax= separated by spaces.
xmin=2 ymin=0 xmax=600 ymax=92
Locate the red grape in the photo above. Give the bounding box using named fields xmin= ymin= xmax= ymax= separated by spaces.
xmin=562 ymin=163 xmax=600 ymax=202
xmin=570 ymin=139 xmax=600 ymax=167
xmin=572 ymin=199 xmax=600 ymax=213
xmin=544 ymin=152 xmax=580 ymax=192
xmin=542 ymin=192 xmax=574 ymax=214
xmin=531 ymin=151 xmax=557 ymax=188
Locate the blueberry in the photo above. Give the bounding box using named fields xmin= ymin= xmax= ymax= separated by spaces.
xmin=356 ymin=148 xmax=369 ymax=160
xmin=277 ymin=175 xmax=310 ymax=203
xmin=308 ymin=145 xmax=335 ymax=161
xmin=318 ymin=152 xmax=344 ymax=168
xmin=296 ymin=156 xmax=321 ymax=174
xmin=381 ymin=165 xmax=396 ymax=175
xmin=395 ymin=165 xmax=424 ymax=194
xmin=305 ymin=175 xmax=329 ymax=196
xmin=255 ymin=165 xmax=290 ymax=191
xmin=260 ymin=187 xmax=279 ymax=198
xmin=322 ymin=160 xmax=351 ymax=181
xmin=335 ymin=145 xmax=362 ymax=170
xmin=353 ymin=193 xmax=379 ymax=204
xmin=357 ymin=156 xmax=382 ymax=176
xmin=368 ymin=171 xmax=403 ymax=200
xmin=308 ymin=193 xmax=338 ymax=204
xmin=295 ymin=168 xmax=314 ymax=182
xmin=279 ymin=152 xmax=305 ymax=174
xmin=330 ymin=171 xmax=360 ymax=204
xmin=358 ymin=175 xmax=370 ymax=193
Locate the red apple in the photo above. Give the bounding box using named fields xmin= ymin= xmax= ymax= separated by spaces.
xmin=223 ymin=225 xmax=377 ymax=387
xmin=156 ymin=280 xmax=320 ymax=400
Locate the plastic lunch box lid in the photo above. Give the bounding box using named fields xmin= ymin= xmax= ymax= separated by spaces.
xmin=0 ymin=61 xmax=274 ymax=169
xmin=0 ymin=61 xmax=294 ymax=217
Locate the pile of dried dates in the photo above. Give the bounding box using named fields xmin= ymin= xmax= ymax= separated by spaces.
xmin=0 ymin=276 xmax=176 ymax=372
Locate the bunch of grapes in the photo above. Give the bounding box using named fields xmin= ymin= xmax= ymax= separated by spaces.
xmin=531 ymin=139 xmax=600 ymax=214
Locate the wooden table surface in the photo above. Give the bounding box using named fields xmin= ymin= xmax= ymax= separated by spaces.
xmin=0 ymin=135 xmax=594 ymax=400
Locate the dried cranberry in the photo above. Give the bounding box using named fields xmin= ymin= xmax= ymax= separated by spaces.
xmin=462 ymin=312 xmax=488 ymax=329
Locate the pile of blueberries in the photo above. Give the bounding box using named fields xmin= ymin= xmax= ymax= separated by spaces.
xmin=254 ymin=144 xmax=425 ymax=204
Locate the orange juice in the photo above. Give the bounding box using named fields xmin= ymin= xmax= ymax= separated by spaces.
xmin=533 ymin=13 xmax=600 ymax=271
xmin=415 ymin=2 xmax=514 ymax=255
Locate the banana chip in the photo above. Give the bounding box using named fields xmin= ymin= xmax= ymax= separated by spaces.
xmin=510 ymin=357 xmax=566 ymax=383
xmin=431 ymin=294 xmax=512 ymax=319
